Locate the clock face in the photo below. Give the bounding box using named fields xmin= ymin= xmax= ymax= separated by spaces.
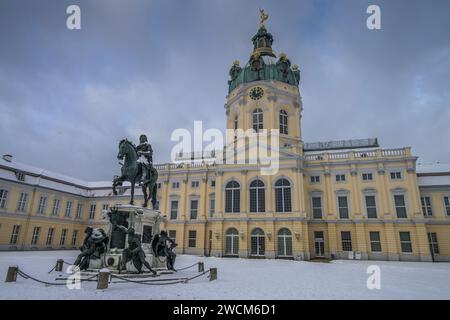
xmin=249 ymin=87 xmax=264 ymax=100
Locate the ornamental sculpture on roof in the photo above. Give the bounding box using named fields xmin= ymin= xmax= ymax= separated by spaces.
xmin=259 ymin=8 xmax=269 ymax=28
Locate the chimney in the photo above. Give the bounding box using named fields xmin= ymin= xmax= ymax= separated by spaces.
xmin=2 ymin=154 xmax=13 ymax=162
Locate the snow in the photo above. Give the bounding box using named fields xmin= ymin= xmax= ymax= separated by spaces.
xmin=1 ymin=251 xmax=450 ymax=300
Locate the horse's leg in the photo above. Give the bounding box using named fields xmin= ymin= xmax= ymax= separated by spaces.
xmin=151 ymin=183 xmax=157 ymax=209
xmin=142 ymin=185 xmax=148 ymax=207
xmin=130 ymin=178 xmax=135 ymax=205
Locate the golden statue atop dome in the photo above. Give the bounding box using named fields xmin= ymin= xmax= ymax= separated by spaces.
xmin=259 ymin=8 xmax=268 ymax=28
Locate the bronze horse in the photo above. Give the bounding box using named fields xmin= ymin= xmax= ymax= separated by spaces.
xmin=112 ymin=139 xmax=158 ymax=208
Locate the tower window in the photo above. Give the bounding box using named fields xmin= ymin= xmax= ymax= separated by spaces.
xmin=252 ymin=108 xmax=263 ymax=132
xmin=279 ymin=110 xmax=288 ymax=134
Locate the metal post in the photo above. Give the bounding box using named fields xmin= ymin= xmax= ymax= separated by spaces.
xmin=55 ymin=259 xmax=64 ymax=272
xmin=209 ymin=268 xmax=217 ymax=281
xmin=97 ymin=269 xmax=110 ymax=290
xmin=198 ymin=262 xmax=204 ymax=272
xmin=5 ymin=266 xmax=18 ymax=282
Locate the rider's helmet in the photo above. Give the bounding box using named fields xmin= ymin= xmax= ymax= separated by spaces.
xmin=139 ymin=134 xmax=148 ymax=143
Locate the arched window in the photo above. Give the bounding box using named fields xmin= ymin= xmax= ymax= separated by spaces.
xmin=225 ymin=228 xmax=239 ymax=256
xmin=275 ymin=178 xmax=292 ymax=212
xmin=250 ymin=228 xmax=265 ymax=256
xmin=249 ymin=179 xmax=265 ymax=212
xmin=279 ymin=110 xmax=288 ymax=134
xmin=277 ymin=228 xmax=293 ymax=257
xmin=225 ymin=180 xmax=240 ymax=213
xmin=234 ymin=115 xmax=238 ymax=130
xmin=252 ymin=108 xmax=263 ymax=132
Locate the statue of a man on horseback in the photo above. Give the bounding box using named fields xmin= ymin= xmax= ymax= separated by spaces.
xmin=112 ymin=134 xmax=158 ymax=208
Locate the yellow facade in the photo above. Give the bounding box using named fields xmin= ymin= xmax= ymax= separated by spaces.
xmin=1 ymin=18 xmax=450 ymax=262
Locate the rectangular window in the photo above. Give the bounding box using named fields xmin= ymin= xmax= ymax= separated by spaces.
xmin=310 ymin=176 xmax=320 ymax=183
xmin=37 ymin=195 xmax=47 ymax=215
xmin=390 ymin=171 xmax=402 ymax=180
xmin=421 ymin=197 xmax=433 ymax=217
xmin=10 ymin=225 xmax=21 ymax=244
xmin=312 ymin=196 xmax=322 ymax=219
xmin=170 ymin=200 xmax=178 ymax=220
xmin=169 ymin=230 xmax=177 ymax=242
xmin=190 ymin=199 xmax=198 ymax=220
xmin=365 ymin=195 xmax=377 ymax=219
xmin=209 ymin=196 xmax=215 ymax=217
xmin=399 ymin=232 xmax=412 ymax=253
xmin=51 ymin=199 xmax=60 ymax=216
xmin=191 ymin=181 xmax=200 ymax=188
xmin=89 ymin=204 xmax=96 ymax=220
xmin=31 ymin=226 xmax=41 ymax=245
xmin=188 ymin=230 xmax=197 ymax=248
xmin=65 ymin=201 xmax=73 ymax=217
xmin=210 ymin=180 xmax=216 ymax=187
xmin=336 ymin=174 xmax=346 ymax=182
xmin=428 ymin=232 xmax=439 ymax=254
xmin=76 ymin=203 xmax=83 ymax=219
xmin=341 ymin=231 xmax=352 ymax=252
xmin=369 ymin=231 xmax=382 ymax=252
xmin=157 ymin=182 xmax=162 ymax=189
xmin=362 ymin=173 xmax=373 ymax=181
xmin=102 ymin=204 xmax=109 ymax=213
xmin=17 ymin=192 xmax=28 ymax=212
xmin=338 ymin=196 xmax=349 ymax=219
xmin=172 ymin=182 xmax=180 ymax=189
xmin=71 ymin=230 xmax=78 ymax=246
xmin=0 ymin=189 xmax=8 ymax=209
xmin=60 ymin=229 xmax=67 ymax=246
xmin=394 ymin=195 xmax=407 ymax=218
xmin=46 ymin=228 xmax=54 ymax=246
xmin=444 ymin=197 xmax=450 ymax=216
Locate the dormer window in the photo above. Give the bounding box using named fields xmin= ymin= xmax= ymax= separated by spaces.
xmin=15 ymin=171 xmax=25 ymax=182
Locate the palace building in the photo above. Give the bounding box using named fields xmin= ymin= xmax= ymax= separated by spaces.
xmin=1 ymin=16 xmax=450 ymax=262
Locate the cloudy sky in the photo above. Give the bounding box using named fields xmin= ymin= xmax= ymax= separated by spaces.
xmin=0 ymin=0 xmax=449 ymax=181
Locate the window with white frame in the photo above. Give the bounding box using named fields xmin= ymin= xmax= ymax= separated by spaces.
xmin=444 ymin=196 xmax=450 ymax=216
xmin=31 ymin=226 xmax=41 ymax=245
xmin=338 ymin=195 xmax=349 ymax=219
xmin=341 ymin=231 xmax=352 ymax=251
xmin=190 ymin=199 xmax=198 ymax=220
xmin=249 ymin=179 xmax=265 ymax=213
xmin=60 ymin=229 xmax=67 ymax=246
xmin=365 ymin=195 xmax=377 ymax=219
xmin=394 ymin=194 xmax=407 ymax=218
xmin=421 ymin=196 xmax=433 ymax=217
xmin=362 ymin=173 xmax=373 ymax=181
xmin=390 ymin=171 xmax=402 ymax=180
xmin=0 ymin=188 xmax=9 ymax=209
xmin=71 ymin=230 xmax=78 ymax=246
xmin=46 ymin=228 xmax=54 ymax=246
xmin=51 ymin=199 xmax=60 ymax=216
xmin=10 ymin=225 xmax=21 ymax=244
xmin=274 ymin=178 xmax=292 ymax=213
xmin=76 ymin=203 xmax=83 ymax=219
xmin=65 ymin=201 xmax=73 ymax=217
xmin=428 ymin=232 xmax=439 ymax=254
xmin=172 ymin=182 xmax=180 ymax=189
xmin=89 ymin=204 xmax=96 ymax=220
xmin=191 ymin=180 xmax=200 ymax=188
xmin=310 ymin=175 xmax=320 ymax=183
xmin=170 ymin=200 xmax=178 ymax=220
xmin=209 ymin=194 xmax=215 ymax=217
xmin=252 ymin=108 xmax=263 ymax=132
xmin=250 ymin=228 xmax=265 ymax=256
xmin=225 ymin=228 xmax=239 ymax=256
xmin=369 ymin=231 xmax=382 ymax=252
xmin=225 ymin=180 xmax=240 ymax=213
xmin=279 ymin=110 xmax=288 ymax=135
xmin=37 ymin=195 xmax=47 ymax=214
xmin=335 ymin=174 xmax=346 ymax=182
xmin=188 ymin=230 xmax=197 ymax=247
xmin=16 ymin=192 xmax=28 ymax=212
xmin=277 ymin=228 xmax=293 ymax=257
xmin=399 ymin=232 xmax=412 ymax=253
xmin=312 ymin=196 xmax=322 ymax=219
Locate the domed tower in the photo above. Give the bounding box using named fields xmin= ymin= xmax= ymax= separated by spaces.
xmin=225 ymin=9 xmax=303 ymax=155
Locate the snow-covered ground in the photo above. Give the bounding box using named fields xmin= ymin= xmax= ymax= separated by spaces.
xmin=0 ymin=250 xmax=449 ymax=299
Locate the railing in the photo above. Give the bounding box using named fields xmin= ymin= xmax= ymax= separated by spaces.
xmin=303 ymin=147 xmax=410 ymax=162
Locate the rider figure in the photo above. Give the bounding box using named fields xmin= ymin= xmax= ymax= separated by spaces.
xmin=136 ymin=134 xmax=153 ymax=185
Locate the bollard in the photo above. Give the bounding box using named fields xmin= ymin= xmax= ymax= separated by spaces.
xmin=198 ymin=262 xmax=204 ymax=272
xmin=5 ymin=266 xmax=18 ymax=282
xmin=209 ymin=268 xmax=217 ymax=281
xmin=97 ymin=269 xmax=110 ymax=290
xmin=55 ymin=259 xmax=64 ymax=272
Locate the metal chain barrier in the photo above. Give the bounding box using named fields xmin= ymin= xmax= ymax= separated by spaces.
xmin=17 ymin=268 xmax=98 ymax=286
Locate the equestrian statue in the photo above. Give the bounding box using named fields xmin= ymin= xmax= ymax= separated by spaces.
xmin=112 ymin=134 xmax=158 ymax=208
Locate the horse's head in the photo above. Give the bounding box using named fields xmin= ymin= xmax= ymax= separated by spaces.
xmin=118 ymin=139 xmax=135 ymax=160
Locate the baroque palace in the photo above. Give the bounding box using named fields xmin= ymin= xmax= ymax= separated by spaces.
xmin=1 ymin=16 xmax=450 ymax=262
